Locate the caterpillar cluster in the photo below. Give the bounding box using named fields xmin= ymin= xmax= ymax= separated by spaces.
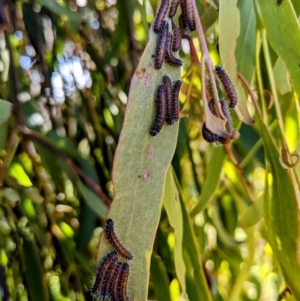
xmin=150 ymin=76 xmax=181 ymax=136
xmin=153 ymin=0 xmax=195 ymax=70
xmin=201 ymin=66 xmax=239 ymax=144
xmin=202 ymin=98 xmax=233 ymax=144
xmin=91 ymin=252 xmax=130 ymax=301
xmin=91 ymin=219 xmax=132 ymax=300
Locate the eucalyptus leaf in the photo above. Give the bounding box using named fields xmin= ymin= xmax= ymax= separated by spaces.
xmin=219 ymin=0 xmax=254 ymax=125
xmin=259 ymin=117 xmax=300 ymax=299
xmin=164 ymin=167 xmax=186 ymax=293
xmin=0 ymin=99 xmax=12 ymax=126
xmin=255 ymin=0 xmax=300 ymax=99
xmin=236 ymin=0 xmax=256 ymax=83
xmin=212 ymin=201 xmax=245 ymax=248
xmin=179 ymin=186 xmax=213 ymax=301
xmin=274 ymin=57 xmax=292 ymax=95
xmin=239 ymin=194 xmax=264 ymax=228
xmin=150 ymin=254 xmax=171 ymax=301
xmin=96 ymin=18 xmax=181 ymax=300
xmin=191 ymin=147 xmax=226 ymax=216
xmin=76 ymin=180 xmax=108 ymax=220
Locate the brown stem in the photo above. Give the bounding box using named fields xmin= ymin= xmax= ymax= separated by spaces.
xmin=224 ymin=144 xmax=254 ymax=204
xmin=5 ymin=31 xmax=22 ymax=126
xmin=191 ymin=0 xmax=225 ymax=120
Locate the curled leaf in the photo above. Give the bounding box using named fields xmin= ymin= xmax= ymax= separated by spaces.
xmin=280 ymin=148 xmax=300 ymax=168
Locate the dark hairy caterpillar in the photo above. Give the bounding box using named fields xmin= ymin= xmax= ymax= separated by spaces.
xmin=117 ymin=263 xmax=129 ymax=301
xmin=163 ymin=76 xmax=173 ymax=124
xmin=103 ymin=261 xmax=122 ymax=300
xmin=171 ymin=19 xmax=181 ymax=52
xmin=170 ymin=80 xmax=181 ymax=123
xmin=165 ymin=32 xmax=183 ymax=67
xmin=153 ymin=0 xmax=170 ymax=33
xmin=119 ymin=263 xmax=130 ymax=301
xmin=113 ymin=263 xmax=130 ymax=301
xmin=178 ymin=14 xmax=191 ymax=40
xmin=104 ymin=219 xmax=133 ymax=260
xmin=215 ymin=66 xmax=237 ymax=108
xmin=169 ymin=0 xmax=181 ymax=18
xmin=180 ymin=0 xmax=195 ymax=31
xmin=91 ymin=251 xmax=118 ymax=297
xmin=202 ymin=123 xmax=227 ymax=144
xmin=277 ymin=0 xmax=283 ymax=5
xmin=150 ymin=84 xmax=166 ymax=136
xmin=154 ymin=21 xmax=168 ymax=69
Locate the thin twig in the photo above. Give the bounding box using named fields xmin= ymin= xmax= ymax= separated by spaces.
xmin=192 ymin=0 xmax=232 ymax=139
xmin=191 ymin=0 xmax=224 ymax=119
xmin=5 ymin=31 xmax=22 ymax=125
xmin=224 ymin=144 xmax=255 ymax=204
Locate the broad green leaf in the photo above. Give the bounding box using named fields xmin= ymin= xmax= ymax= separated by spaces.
xmin=97 ymin=18 xmax=181 ymax=300
xmin=259 ymin=118 xmax=300 ymax=299
xmin=239 ymin=194 xmax=264 ymax=228
xmin=179 ymin=183 xmax=213 ymax=301
xmin=291 ymin=0 xmax=300 ymax=14
xmin=219 ymin=0 xmax=254 ymax=125
xmin=285 ymin=103 xmax=299 ymax=151
xmin=236 ymin=0 xmax=256 ymax=83
xmin=212 ymin=201 xmax=244 ymax=248
xmin=286 ymin=294 xmax=298 ymax=301
xmin=150 ymin=254 xmax=171 ymax=301
xmin=0 ymin=99 xmax=12 ymax=126
xmin=191 ymin=147 xmax=226 ymax=216
xmin=163 ymin=167 xmax=186 ymax=293
xmin=76 ymin=180 xmax=108 ymax=219
xmin=274 ymin=58 xmax=292 ymax=95
xmin=255 ymin=0 xmax=300 ymax=99
xmin=200 ymin=6 xmax=218 ymax=33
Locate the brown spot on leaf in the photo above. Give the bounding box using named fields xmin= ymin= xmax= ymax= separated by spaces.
xmin=144 ymin=73 xmax=152 ymax=87
xmin=141 ymin=170 xmax=150 ymax=181
xmin=148 ymin=146 xmax=154 ymax=160
xmin=174 ymin=193 xmax=178 ymax=202
xmin=135 ymin=68 xmax=145 ymax=79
